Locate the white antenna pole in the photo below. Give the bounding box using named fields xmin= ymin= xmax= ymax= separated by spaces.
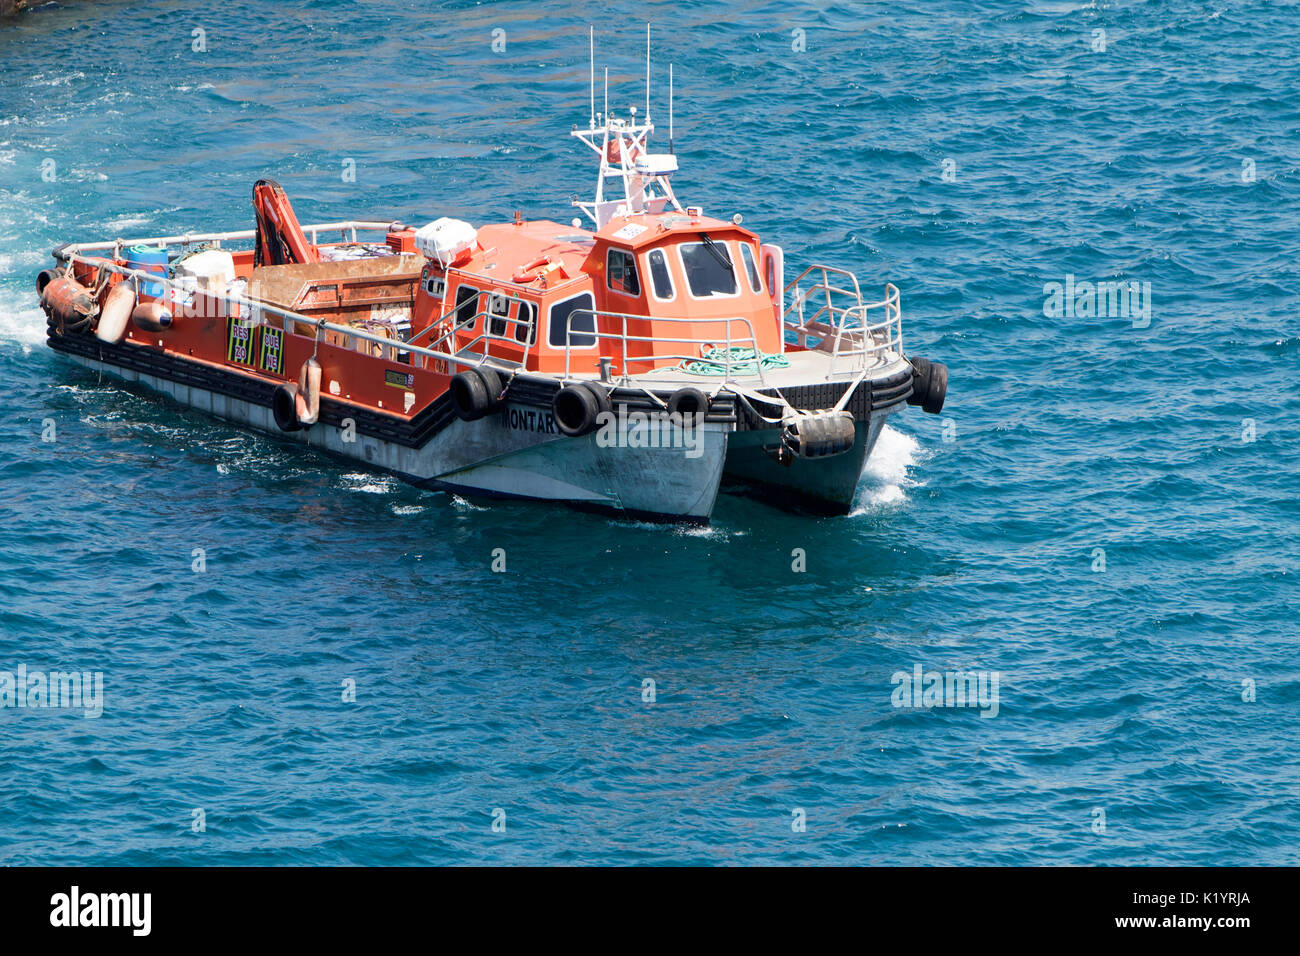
xmin=603 ymin=67 xmax=609 ymax=126
xmin=669 ymin=63 xmax=674 ymax=152
xmin=589 ymin=27 xmax=595 ymax=128
xmin=645 ymin=23 xmax=651 ymax=125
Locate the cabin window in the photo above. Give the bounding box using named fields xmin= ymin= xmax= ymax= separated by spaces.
xmin=678 ymin=240 xmax=738 ymax=298
xmin=646 ymin=249 xmax=674 ymax=301
xmin=740 ymin=244 xmax=762 ymax=293
xmin=607 ymin=248 xmax=640 ymax=297
xmin=488 ymin=291 xmax=510 ymax=337
xmin=515 ymin=301 xmax=537 ymax=345
xmin=425 ymin=274 xmax=446 ymax=298
xmin=548 ymin=292 xmax=597 ymax=348
xmin=452 ymin=284 xmax=480 ymax=328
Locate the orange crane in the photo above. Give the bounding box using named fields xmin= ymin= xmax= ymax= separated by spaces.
xmin=252 ymin=179 xmax=320 ymax=266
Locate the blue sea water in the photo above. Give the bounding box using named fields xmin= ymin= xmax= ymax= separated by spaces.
xmin=0 ymin=0 xmax=1297 ymax=865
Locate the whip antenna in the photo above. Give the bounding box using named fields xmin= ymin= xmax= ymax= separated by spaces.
xmin=645 ymin=22 xmax=651 ymax=124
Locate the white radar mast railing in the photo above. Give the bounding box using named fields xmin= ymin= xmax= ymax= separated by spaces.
xmin=571 ymin=25 xmax=683 ymax=230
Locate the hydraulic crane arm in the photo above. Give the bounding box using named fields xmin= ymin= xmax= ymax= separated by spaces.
xmin=252 ymin=179 xmax=320 ymax=267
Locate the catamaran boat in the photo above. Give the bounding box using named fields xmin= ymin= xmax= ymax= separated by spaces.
xmin=36 ymin=49 xmax=948 ymax=523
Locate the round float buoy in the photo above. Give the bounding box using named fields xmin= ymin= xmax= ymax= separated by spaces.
xmin=40 ymin=275 xmax=98 ymax=334
xmin=131 ymin=301 xmax=173 ymax=332
xmin=512 ymin=256 xmax=554 ymax=285
xmin=450 ymin=366 xmax=504 ymax=421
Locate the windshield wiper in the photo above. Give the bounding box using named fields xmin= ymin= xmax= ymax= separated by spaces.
xmin=699 ymin=233 xmax=732 ymax=271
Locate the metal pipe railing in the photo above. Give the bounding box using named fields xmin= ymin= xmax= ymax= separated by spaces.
xmin=58 ymin=220 xmax=397 ymax=257
xmin=418 ymin=290 xmax=542 ymax=372
xmin=62 ymin=253 xmax=492 ymax=381
xmin=560 ymin=309 xmax=765 ymax=383
xmin=63 ymin=247 xmax=899 ymax=393
xmin=782 ymin=264 xmax=904 ymax=376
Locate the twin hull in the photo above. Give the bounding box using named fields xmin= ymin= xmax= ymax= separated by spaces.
xmin=54 ymin=341 xmax=903 ymax=521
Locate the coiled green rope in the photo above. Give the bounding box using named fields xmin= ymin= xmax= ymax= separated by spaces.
xmin=676 ymin=346 xmax=791 ymax=377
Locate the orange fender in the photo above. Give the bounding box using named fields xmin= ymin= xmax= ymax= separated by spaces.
xmin=95 ymin=282 xmax=136 ymax=343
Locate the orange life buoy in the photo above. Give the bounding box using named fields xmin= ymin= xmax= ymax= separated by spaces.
xmin=512 ymin=256 xmax=553 ymax=284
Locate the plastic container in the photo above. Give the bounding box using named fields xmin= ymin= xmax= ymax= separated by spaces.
xmin=174 ymin=248 xmax=235 ymax=295
xmin=123 ymin=245 xmax=169 ymax=298
xmin=414 ymin=218 xmax=477 ymax=268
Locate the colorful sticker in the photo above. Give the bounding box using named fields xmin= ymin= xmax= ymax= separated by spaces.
xmin=259 ymin=327 xmax=285 ymax=375
xmin=227 ymin=317 xmax=256 ymax=366
xmin=385 ymin=369 xmax=415 ymax=390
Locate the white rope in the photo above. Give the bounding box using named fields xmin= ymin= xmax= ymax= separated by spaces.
xmin=832 ymin=366 xmax=870 ymax=413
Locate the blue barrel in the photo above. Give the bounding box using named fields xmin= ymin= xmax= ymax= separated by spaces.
xmin=123 ymin=245 xmax=168 ymax=298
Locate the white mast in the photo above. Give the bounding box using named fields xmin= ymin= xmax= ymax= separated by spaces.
xmin=570 ymin=28 xmax=683 ymax=229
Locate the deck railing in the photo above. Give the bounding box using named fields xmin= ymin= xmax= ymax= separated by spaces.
xmin=57 ymin=220 xmax=398 ymax=260
xmin=60 ymin=252 xmax=496 ymax=382
xmin=560 ymin=309 xmax=766 ymax=383
xmin=422 ymin=291 xmax=540 ymax=365
xmin=58 ymin=230 xmax=903 ymax=391
xmin=783 ymin=265 xmax=904 ymax=376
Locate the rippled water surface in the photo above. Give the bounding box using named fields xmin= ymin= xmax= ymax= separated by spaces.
xmin=1 ymin=0 xmax=1297 ymax=864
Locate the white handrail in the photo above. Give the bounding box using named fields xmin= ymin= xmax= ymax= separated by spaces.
xmin=560 ymin=308 xmax=765 ymax=383
xmin=61 ymin=253 xmax=491 ymax=380
xmin=57 ymin=220 xmax=397 ymax=256
xmin=783 ymin=265 xmax=904 ymax=376
xmin=61 ymin=246 xmax=901 ymax=393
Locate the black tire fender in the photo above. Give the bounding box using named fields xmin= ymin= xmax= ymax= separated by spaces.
xmin=907 ymin=356 xmax=932 ymax=408
xmin=272 ymin=383 xmax=303 ymax=432
xmin=922 ymin=361 xmax=948 ymax=414
xmin=580 ymin=381 xmax=613 ymax=417
xmin=450 ymin=369 xmax=489 ymax=421
xmin=451 ymin=366 xmax=506 ymax=421
xmin=553 ymin=384 xmax=602 ymax=437
xmin=665 ymin=386 xmax=710 ymax=426
xmin=476 ymin=366 xmax=504 ymax=409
